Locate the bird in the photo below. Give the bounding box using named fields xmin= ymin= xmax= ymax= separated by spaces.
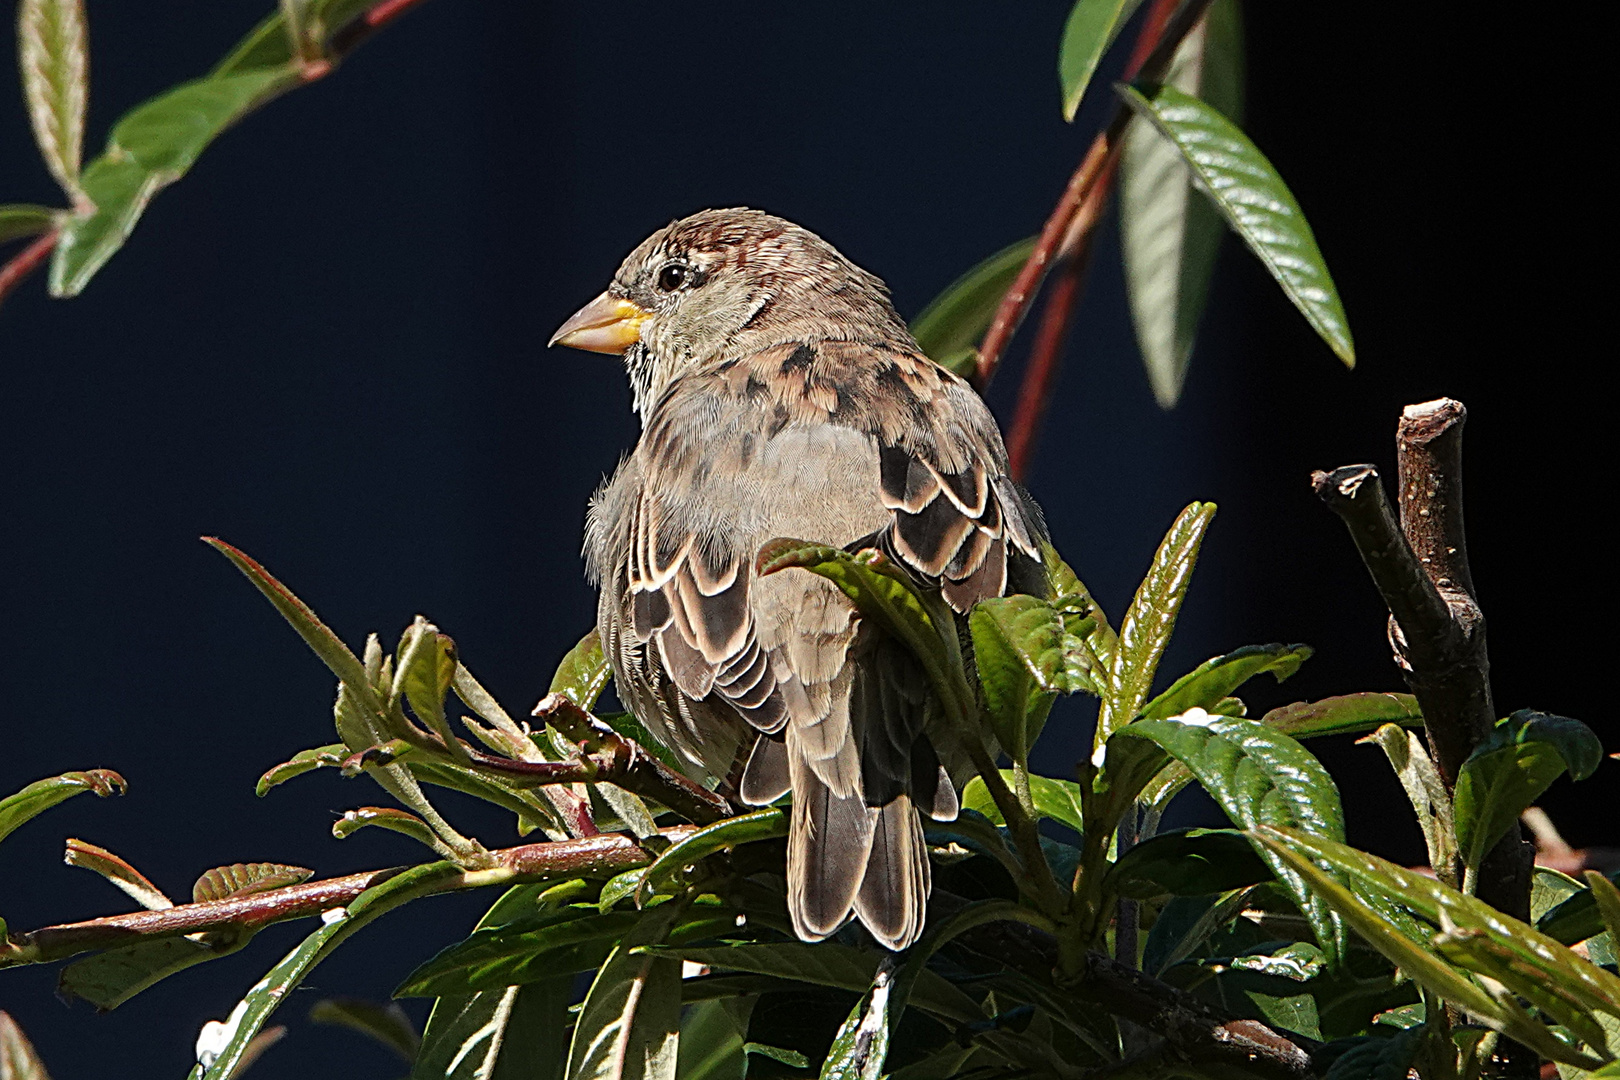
xmin=551 ymin=208 xmax=1047 ymax=950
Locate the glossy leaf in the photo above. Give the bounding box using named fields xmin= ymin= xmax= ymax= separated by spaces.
xmin=1253 ymin=826 xmax=1619 ymax=1067
xmin=1120 ymin=0 xmax=1244 ymax=407
xmin=1360 ymin=724 xmax=1456 ymax=880
xmin=1109 ymin=711 xmax=1345 ymax=962
xmin=1058 ymin=0 xmax=1143 ymax=121
xmin=908 ymin=237 xmax=1035 ymax=376
xmin=190 ymin=861 xmax=460 ymax=1080
xmin=309 ymin=997 xmax=420 ymax=1061
xmin=59 ymin=928 xmax=254 ymax=1011
xmin=637 ymin=809 xmax=786 ymax=904
xmin=1261 ymin=693 xmax=1422 ymax=740
xmin=18 ymin=0 xmax=88 ymax=198
xmin=0 ymin=205 xmax=58 ymax=245
xmin=819 ymin=966 xmax=892 ymax=1080
xmin=1118 ymin=82 xmax=1355 ymax=367
xmin=549 ymin=630 xmax=613 ymax=711
xmin=961 ymin=771 xmax=1084 ymax=834
xmin=1095 ymin=502 xmax=1216 ymax=748
xmin=1043 ymin=542 xmax=1117 ymax=669
xmin=566 ymin=906 xmax=683 ymax=1080
xmin=411 ymin=980 xmax=571 ymax=1080
xmin=0 ymin=1010 xmax=52 ymax=1080
xmin=62 ymin=838 xmax=171 ymax=909
xmin=193 ymin=861 xmax=313 ymax=903
xmin=1454 ymin=710 xmax=1603 ymax=875
xmin=0 ymin=769 xmax=125 ymax=846
xmin=1105 ymin=827 xmax=1270 ymax=898
xmin=970 ymin=596 xmax=1086 ymax=763
xmin=1323 ymin=1027 xmax=1423 ymax=1080
xmin=1142 ymin=642 xmax=1311 ymax=721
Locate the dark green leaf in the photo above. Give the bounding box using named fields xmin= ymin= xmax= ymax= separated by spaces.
xmin=45 ymin=155 xmax=157 ymax=297
xmin=818 ymin=967 xmax=892 ymax=1080
xmin=0 ymin=1010 xmax=52 ymax=1080
xmin=1110 ymin=713 xmax=1345 ymax=963
xmin=1117 ymin=82 xmax=1355 ymax=367
xmin=960 ymin=771 xmax=1083 ymax=834
xmin=566 ymin=906 xmax=683 ymax=1080
xmin=0 ymin=205 xmax=58 ymax=245
xmin=59 ymin=928 xmax=255 ymax=1011
xmin=1539 ymin=871 xmax=1620 ymax=946
xmin=397 ymin=909 xmax=638 ymax=997
xmin=62 ymin=838 xmax=171 ymax=909
xmin=193 ymin=861 xmax=313 ymax=903
xmin=1142 ymin=643 xmax=1311 ymax=721
xmin=1106 ymin=827 xmax=1271 ymax=898
xmin=411 ymin=980 xmax=572 ymax=1080
xmin=1323 ymin=1028 xmax=1424 ymax=1080
xmin=309 ymin=997 xmax=420 ymax=1061
xmin=638 ymin=809 xmax=787 ymax=904
xmin=1262 ymin=693 xmax=1422 ymax=740
xmin=0 ymin=769 xmax=125 ymax=846
xmin=1095 ymin=502 xmax=1216 ymax=746
xmin=1454 ymin=711 xmax=1604 ymax=875
xmin=1588 ymin=872 xmax=1620 ymax=942
xmin=908 ymin=238 xmax=1035 ymax=376
xmin=549 ymin=629 xmax=613 ymax=712
xmin=1120 ymin=0 xmax=1244 ymax=407
xmin=1058 ymin=0 xmax=1144 ymax=121
xmin=18 ymin=0 xmax=88 ymax=198
xmin=678 ymin=1000 xmax=746 ymax=1080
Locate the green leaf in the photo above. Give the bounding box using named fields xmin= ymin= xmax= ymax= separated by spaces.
xmin=677 ymin=1000 xmax=746 ymax=1080
xmin=637 ymin=809 xmax=787 ymax=904
xmin=1120 ymin=0 xmax=1244 ymax=407
xmin=1095 ymin=502 xmax=1216 ymax=748
xmin=566 ymin=906 xmax=683 ymax=1080
xmin=1454 ymin=711 xmax=1603 ymax=876
xmin=550 ymin=629 xmax=614 ymax=711
xmin=1588 ymin=872 xmax=1620 ymax=941
xmin=960 ymin=771 xmax=1084 ymax=834
xmin=18 ymin=0 xmax=88 ymax=198
xmin=1117 ymin=82 xmax=1355 ymax=367
xmin=333 ymin=806 xmax=454 ymax=856
xmin=411 ymin=980 xmax=571 ymax=1080
xmin=396 ymin=617 xmax=471 ymax=764
xmin=1043 ymin=542 xmax=1118 ymax=669
xmin=0 ymin=1010 xmax=53 ymax=1080
xmin=1109 ymin=713 xmax=1345 ymax=963
xmin=908 ymin=238 xmax=1035 ymax=376
xmin=1105 ymin=827 xmax=1271 ymax=898
xmin=0 ymin=769 xmax=125 ymax=846
xmin=0 ymin=205 xmax=58 ymax=245
xmin=59 ymin=928 xmax=255 ymax=1011
xmin=969 ymin=596 xmax=1087 ymax=764
xmin=1260 ymin=693 xmax=1422 ymax=740
xmin=1360 ymin=723 xmax=1457 ymax=881
xmin=193 ymin=861 xmax=313 ymax=903
xmin=1058 ymin=0 xmax=1144 ymax=122
xmin=191 ymin=861 xmax=460 ymax=1080
xmin=1252 ymin=826 xmax=1619 ymax=1068
xmin=256 ymin=743 xmax=347 ymax=795
xmin=62 ymin=838 xmax=172 ymax=909
xmin=1540 ymin=872 xmax=1620 ymax=946
xmin=818 ymin=966 xmax=892 ymax=1080
xmin=1323 ymin=1028 xmax=1424 ymax=1080
xmin=397 ymin=908 xmax=639 ymax=998
xmin=1142 ymin=642 xmax=1311 ymax=721
xmin=309 ymin=997 xmax=421 ymax=1061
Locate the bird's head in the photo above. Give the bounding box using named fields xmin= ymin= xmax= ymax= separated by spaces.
xmin=550 ymin=208 xmax=907 ymax=417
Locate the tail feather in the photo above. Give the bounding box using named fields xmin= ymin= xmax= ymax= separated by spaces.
xmin=853 ymin=796 xmax=929 ymax=950
xmin=787 ymin=728 xmax=875 ymax=941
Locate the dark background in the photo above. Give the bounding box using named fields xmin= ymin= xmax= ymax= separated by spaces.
xmin=1 ymin=4 xmax=1606 ymax=1076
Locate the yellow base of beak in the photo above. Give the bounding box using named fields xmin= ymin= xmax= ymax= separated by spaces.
xmin=549 ymin=292 xmax=650 ymax=355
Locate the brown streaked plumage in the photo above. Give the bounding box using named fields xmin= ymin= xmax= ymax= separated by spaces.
xmin=553 ymin=208 xmax=1047 ymax=950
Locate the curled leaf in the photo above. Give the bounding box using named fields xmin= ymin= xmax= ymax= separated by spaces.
xmin=193 ymin=862 xmax=313 ymax=904
xmin=64 ymin=838 xmax=172 ymax=910
xmin=0 ymin=769 xmax=126 ymax=847
xmin=256 ymin=743 xmax=346 ymax=795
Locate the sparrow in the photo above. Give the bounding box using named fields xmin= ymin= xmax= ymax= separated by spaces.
xmin=551 ymin=209 xmax=1047 ymax=950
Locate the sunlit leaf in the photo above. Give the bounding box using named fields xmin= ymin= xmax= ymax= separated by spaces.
xmin=333 ymin=806 xmax=451 ymax=856
xmin=1043 ymin=541 xmax=1117 ymax=668
xmin=566 ymin=906 xmax=683 ymax=1080
xmin=1141 ymin=642 xmax=1310 ymax=721
xmin=1105 ymin=827 xmax=1270 ymax=898
xmin=255 ymin=743 xmax=346 ymax=795
xmin=0 ymin=769 xmax=125 ymax=847
xmin=1588 ymin=872 xmax=1620 ymax=942
xmin=960 ymin=771 xmax=1083 ymax=835
xmin=18 ymin=0 xmax=88 ymax=198
xmin=63 ymin=838 xmax=171 ymax=909
xmin=0 ymin=205 xmax=58 ymax=245
xmin=0 ymin=1010 xmax=53 ymax=1080
xmin=550 ymin=629 xmax=613 ymax=712
xmin=819 ymin=965 xmax=892 ymax=1080
xmin=309 ymin=997 xmax=420 ymax=1061
xmin=637 ymin=809 xmax=786 ymax=904
xmin=908 ymin=238 xmax=1035 ymax=376
xmin=193 ymin=862 xmax=314 ymax=903
xmin=1120 ymin=0 xmax=1243 ymax=407
xmin=1260 ymin=693 xmax=1422 ymax=740
xmin=1058 ymin=0 xmax=1144 ymax=121
xmin=1454 ymin=710 xmax=1603 ymax=876
xmin=1117 ymin=82 xmax=1355 ymax=367
xmin=970 ymin=595 xmax=1093 ymax=764
xmin=1360 ymin=723 xmax=1456 ymax=881
xmin=1540 ymin=871 xmax=1620 ymax=946
xmin=396 ymin=616 xmax=470 ymax=764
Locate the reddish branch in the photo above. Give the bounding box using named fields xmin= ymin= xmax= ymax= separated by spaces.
xmin=0 ymin=230 xmax=59 ymax=312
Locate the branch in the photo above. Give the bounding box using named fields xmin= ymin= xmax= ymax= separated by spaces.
xmin=973 ymin=0 xmax=1214 ymax=389
xmin=0 ymin=231 xmax=59 ymax=313
xmin=1 ymin=827 xmax=692 ymax=970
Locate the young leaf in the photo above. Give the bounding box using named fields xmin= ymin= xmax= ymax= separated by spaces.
xmin=1095 ymin=502 xmax=1216 ymax=747
xmin=193 ymin=862 xmax=314 ymax=903
xmin=970 ymin=596 xmax=1077 ymax=763
xmin=0 ymin=205 xmax=58 ymax=245
xmin=566 ymin=906 xmax=683 ymax=1080
xmin=1043 ymin=541 xmax=1117 ymax=668
xmin=1141 ymin=642 xmax=1311 ymax=721
xmin=1058 ymin=0 xmax=1144 ymax=121
xmin=1260 ymin=693 xmax=1422 ymax=740
xmin=396 ymin=617 xmax=471 ymax=764
xmin=0 ymin=769 xmax=125 ymax=846
xmin=1104 ymin=827 xmax=1271 ymax=898
xmin=960 ymin=771 xmax=1084 ymax=835
xmin=1108 ymin=711 xmax=1346 ymax=963
xmin=550 ymin=630 xmax=614 ymax=711
xmin=1120 ymin=0 xmax=1244 ymax=407
xmin=819 ymin=964 xmax=893 ymax=1080
xmin=333 ymin=806 xmax=456 ymax=857
xmin=256 ymin=743 xmax=347 ymax=795
xmin=18 ymin=0 xmax=88 ymax=199
xmin=411 ymin=980 xmax=571 ymax=1080
xmin=63 ymin=838 xmax=172 ymax=909
xmin=1453 ymin=710 xmax=1603 ymax=877
xmin=1117 ymin=82 xmax=1355 ymax=367
xmin=1360 ymin=724 xmax=1456 ymax=882
xmin=0 ymin=1010 xmax=53 ymax=1080
xmin=908 ymin=238 xmax=1035 ymax=376
xmin=309 ymin=997 xmax=421 ymax=1061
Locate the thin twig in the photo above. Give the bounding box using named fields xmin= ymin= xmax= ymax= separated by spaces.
xmin=0 ymin=230 xmax=59 ymax=313
xmin=1005 ymin=225 xmax=1095 ymax=480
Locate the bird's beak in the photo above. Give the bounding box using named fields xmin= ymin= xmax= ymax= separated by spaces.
xmin=549 ymin=292 xmax=650 ymax=355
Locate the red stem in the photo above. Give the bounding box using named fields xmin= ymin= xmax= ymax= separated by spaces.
xmin=0 ymin=231 xmax=59 ymax=313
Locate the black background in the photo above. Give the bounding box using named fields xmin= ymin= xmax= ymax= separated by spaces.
xmin=1 ymin=4 xmax=1607 ymax=1076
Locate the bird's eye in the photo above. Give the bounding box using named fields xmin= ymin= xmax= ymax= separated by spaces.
xmin=656 ymin=263 xmax=689 ymax=292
